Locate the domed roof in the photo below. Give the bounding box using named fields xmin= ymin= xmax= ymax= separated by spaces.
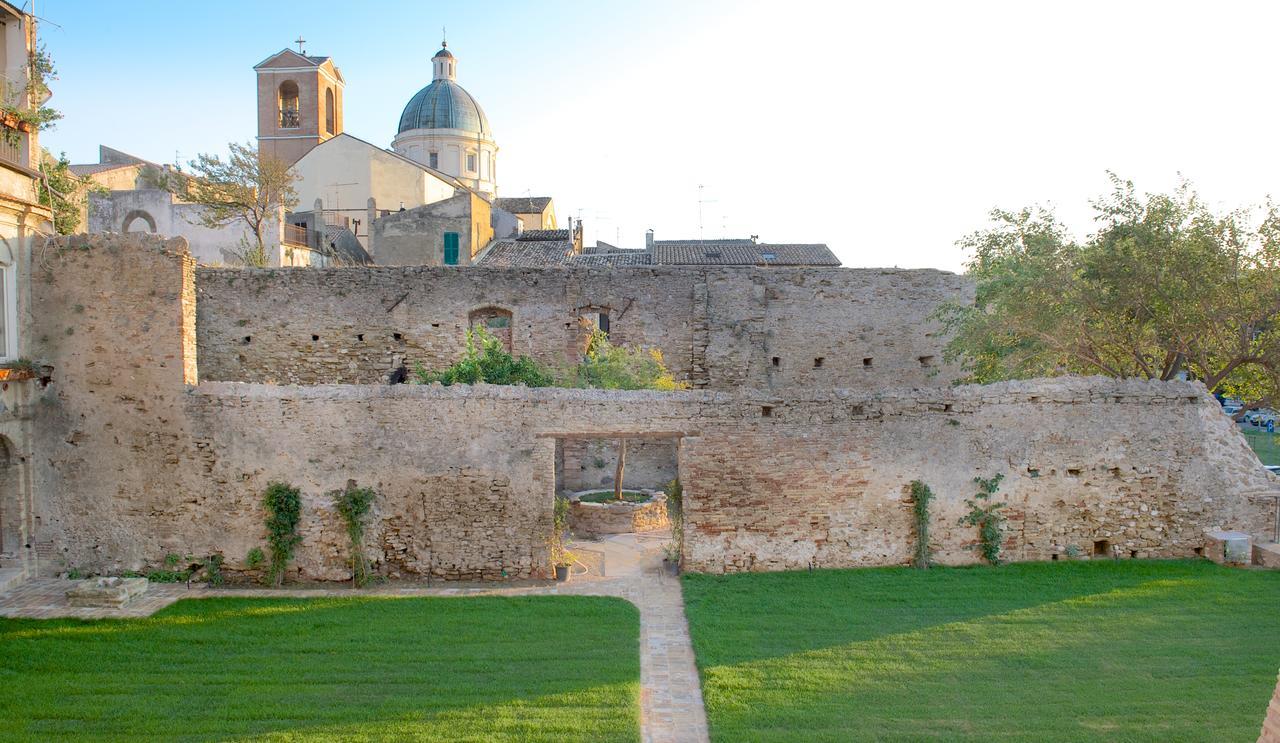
xmin=396 ymin=80 xmax=490 ymax=135
xmin=433 ymin=47 xmax=453 ymax=59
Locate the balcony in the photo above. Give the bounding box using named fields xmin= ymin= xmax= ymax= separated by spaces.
xmin=0 ymin=133 xmax=23 ymax=170
xmin=280 ymin=109 xmax=300 ymax=128
xmin=283 ymin=223 xmax=309 ymax=247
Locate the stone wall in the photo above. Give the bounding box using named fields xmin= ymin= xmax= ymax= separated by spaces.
xmin=194 ymin=265 xmax=971 ymax=390
xmin=23 ymin=236 xmax=1280 ymax=582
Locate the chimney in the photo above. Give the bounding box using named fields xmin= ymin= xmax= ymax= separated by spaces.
xmin=645 ymin=229 xmax=654 ymax=250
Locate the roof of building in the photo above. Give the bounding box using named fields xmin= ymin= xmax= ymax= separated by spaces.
xmin=476 ymin=239 xmax=575 ymax=268
xmin=320 ymin=225 xmax=373 ymax=266
xmin=297 ymin=132 xmax=470 ymax=193
xmin=69 ymin=162 xmax=135 ymax=176
xmin=518 ymin=229 xmax=571 ymax=241
xmin=652 ymin=238 xmax=757 ymax=247
xmin=653 ymin=242 xmax=840 ymax=266
xmin=494 ymin=196 xmax=552 ymax=215
xmin=571 ymin=252 xmax=654 ymax=266
xmin=397 ymin=80 xmax=490 ymax=136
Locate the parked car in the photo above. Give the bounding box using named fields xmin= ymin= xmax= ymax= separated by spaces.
xmin=1246 ymin=409 xmax=1277 ymax=426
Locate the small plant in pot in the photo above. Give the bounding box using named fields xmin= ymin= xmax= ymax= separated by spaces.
xmin=554 ymin=550 xmax=576 ymax=582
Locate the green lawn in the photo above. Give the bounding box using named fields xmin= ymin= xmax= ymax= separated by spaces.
xmin=1240 ymin=425 xmax=1280 ymax=465
xmin=683 ymin=560 xmax=1280 ymax=742
xmin=0 ymin=595 xmax=639 ymax=742
xmin=579 ymin=490 xmax=650 ymax=503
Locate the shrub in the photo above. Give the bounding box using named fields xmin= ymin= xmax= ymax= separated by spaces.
xmin=245 ymin=546 xmax=265 ymax=570
xmin=333 ymin=483 xmax=376 ymax=587
xmin=909 ymin=480 xmax=933 ymax=569
xmin=550 ymin=495 xmax=571 ymax=567
xmin=203 ymin=554 xmax=225 ymax=587
xmin=263 ymin=482 xmax=303 ymax=586
xmin=414 ymin=326 xmax=553 ymax=387
xmin=564 ymin=331 xmax=689 ymax=391
xmin=960 ymin=474 xmax=1007 ymax=565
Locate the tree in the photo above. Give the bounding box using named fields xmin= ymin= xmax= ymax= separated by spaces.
xmin=937 ymin=174 xmax=1280 ymax=415
xmin=38 ymin=150 xmax=94 ymax=233
xmin=170 ymin=142 xmax=298 ymax=267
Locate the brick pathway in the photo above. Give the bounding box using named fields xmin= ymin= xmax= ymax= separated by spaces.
xmin=0 ymin=533 xmax=710 ymax=743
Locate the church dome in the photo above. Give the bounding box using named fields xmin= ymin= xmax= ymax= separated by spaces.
xmin=396 ymin=80 xmax=490 ymax=135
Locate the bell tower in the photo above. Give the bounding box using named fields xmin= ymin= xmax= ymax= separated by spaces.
xmin=253 ymin=40 xmax=345 ymax=167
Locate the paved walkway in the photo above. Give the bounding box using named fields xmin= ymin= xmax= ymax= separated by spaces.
xmin=0 ymin=531 xmax=710 ymax=743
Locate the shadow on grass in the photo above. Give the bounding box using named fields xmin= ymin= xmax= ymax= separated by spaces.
xmin=0 ymin=594 xmax=641 ymax=743
xmin=682 ymin=560 xmax=1280 ymax=742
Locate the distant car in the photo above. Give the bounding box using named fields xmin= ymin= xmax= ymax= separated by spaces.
xmin=1266 ymin=465 xmax=1280 ymax=476
xmin=1247 ymin=409 xmax=1276 ymax=426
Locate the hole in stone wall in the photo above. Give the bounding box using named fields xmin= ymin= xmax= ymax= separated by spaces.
xmin=1194 ymin=546 xmax=1204 ymax=557
xmin=851 ymin=404 xmax=864 ymax=415
xmin=357 ymin=334 xmax=364 ymax=341
xmin=918 ymin=355 xmax=936 ymax=367
xmin=312 ymin=334 xmax=319 ymax=341
xmin=1027 ymin=467 xmax=1040 ymax=478
xmin=862 ymin=357 xmax=873 ymax=367
xmin=1066 ymin=468 xmax=1082 ymax=477
xmin=761 ymin=406 xmax=773 ymax=417
xmin=943 ymin=403 xmax=953 ymax=412
xmin=1093 ymin=540 xmax=1110 ymax=557
xmin=242 ymin=336 xmax=251 ymax=344
xmin=393 ymin=333 xmax=403 ymax=341
xmin=813 ymin=357 xmax=824 ymax=368
xmin=1129 ymin=550 xmax=1138 ymax=559
xmin=1051 ymin=553 xmax=1059 ymax=561
xmin=432 ymin=323 xmax=440 ymax=328
xmin=771 ymin=357 xmax=780 ymax=367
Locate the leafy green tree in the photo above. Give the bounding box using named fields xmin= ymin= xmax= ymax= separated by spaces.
xmin=938 ymin=174 xmax=1280 ymax=414
xmin=565 ymin=330 xmax=688 ymax=391
xmin=38 ymin=150 xmax=93 ymax=233
xmin=159 ymin=142 xmax=298 ymax=267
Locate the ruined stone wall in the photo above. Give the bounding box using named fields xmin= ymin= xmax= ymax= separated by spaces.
xmin=559 ymin=438 xmax=678 ymax=493
xmin=194 ymin=265 xmax=971 ymax=390
xmin=26 ymin=237 xmax=1279 ymax=582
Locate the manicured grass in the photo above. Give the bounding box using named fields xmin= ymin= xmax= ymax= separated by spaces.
xmin=1240 ymin=425 xmax=1280 ymax=465
xmin=0 ymin=595 xmax=640 ymax=741
xmin=579 ymin=490 xmax=650 ymax=503
xmin=683 ymin=560 xmax=1280 ymax=742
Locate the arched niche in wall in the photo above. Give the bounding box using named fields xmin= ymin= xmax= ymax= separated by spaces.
xmin=468 ymin=306 xmax=513 ymax=352
xmin=0 ymin=435 xmax=17 ymax=555
xmin=121 ymin=209 xmax=157 ymax=234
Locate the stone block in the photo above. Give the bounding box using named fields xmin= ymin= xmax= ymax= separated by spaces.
xmin=1203 ymin=530 xmax=1252 ymax=566
xmin=1254 ymin=542 xmax=1280 ymax=569
xmin=66 ymin=576 xmax=149 ymax=608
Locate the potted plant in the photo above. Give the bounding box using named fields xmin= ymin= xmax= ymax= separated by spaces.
xmin=554 ymin=551 xmax=575 ymax=582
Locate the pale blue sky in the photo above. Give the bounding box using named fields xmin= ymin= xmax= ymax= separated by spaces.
xmin=35 ymin=0 xmax=1280 ymax=270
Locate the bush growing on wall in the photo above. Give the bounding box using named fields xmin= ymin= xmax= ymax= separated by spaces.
xmin=960 ymin=474 xmax=1007 ymax=565
xmin=414 ymin=326 xmax=553 ymax=387
xmin=263 ymin=482 xmax=302 ymax=587
xmin=333 ymin=482 xmax=376 ymax=587
xmin=909 ymin=480 xmax=933 ymax=569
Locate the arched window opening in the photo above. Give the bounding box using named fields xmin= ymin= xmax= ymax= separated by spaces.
xmin=121 ymin=209 xmax=157 ymax=234
xmin=279 ymin=81 xmax=300 ymax=128
xmin=324 ymin=88 xmax=335 ymax=134
xmin=469 ymin=307 xmax=514 ymax=352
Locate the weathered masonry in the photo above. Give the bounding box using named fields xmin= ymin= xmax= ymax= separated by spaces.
xmin=194 ymin=263 xmax=972 ymax=390
xmin=12 ymin=235 xmax=1278 ymax=581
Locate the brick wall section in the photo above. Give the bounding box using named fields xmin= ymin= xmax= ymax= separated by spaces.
xmin=194 ymin=265 xmax=971 ymax=390
xmin=1260 ymin=670 xmax=1280 ymax=742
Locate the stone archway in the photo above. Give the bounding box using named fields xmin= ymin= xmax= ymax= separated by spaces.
xmin=121 ymin=209 xmax=157 ymax=234
xmin=468 ymin=306 xmax=513 ymax=352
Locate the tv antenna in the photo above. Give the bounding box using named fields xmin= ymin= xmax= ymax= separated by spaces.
xmin=698 ymin=184 xmax=717 ymax=241
xmin=294 ymin=36 xmax=306 ymax=54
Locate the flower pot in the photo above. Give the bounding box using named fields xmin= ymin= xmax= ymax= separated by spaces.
xmin=554 ymin=564 xmax=570 ymax=582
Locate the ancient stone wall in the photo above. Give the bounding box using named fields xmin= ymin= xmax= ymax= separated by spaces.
xmin=194 ymin=265 xmax=971 ymax=390
xmin=24 ymin=236 xmax=1280 ymax=582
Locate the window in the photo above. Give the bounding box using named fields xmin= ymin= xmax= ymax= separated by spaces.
xmin=597 ymin=311 xmax=610 ymax=335
xmin=324 ymin=88 xmax=335 ymax=134
xmin=466 ymin=152 xmax=477 ymax=172
xmin=443 ymin=232 xmax=460 ymax=265
xmin=278 ymin=81 xmax=300 ymax=128
xmin=428 ymin=151 xmax=439 ymax=169
xmin=469 ymin=307 xmax=513 ymax=351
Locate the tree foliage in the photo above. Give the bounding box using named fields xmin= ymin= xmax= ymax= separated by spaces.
xmin=158 ymin=142 xmax=298 ymax=267
xmin=333 ymin=483 xmax=376 ymax=587
xmin=563 ymin=330 xmax=689 ymax=390
xmin=39 ymin=150 xmax=94 ymax=234
xmin=262 ymin=481 xmax=302 ymax=587
xmin=938 ymin=174 xmax=1280 ymax=412
xmin=414 ymin=326 xmax=553 ymax=386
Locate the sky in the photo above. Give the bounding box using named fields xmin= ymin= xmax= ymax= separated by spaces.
xmin=33 ymin=0 xmax=1280 ymax=272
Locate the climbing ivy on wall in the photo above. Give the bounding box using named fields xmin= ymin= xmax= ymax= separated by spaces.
xmin=960 ymin=474 xmax=1007 ymax=565
xmin=263 ymin=482 xmax=302 ymax=587
xmin=909 ymin=480 xmax=933 ymax=569
xmin=333 ymin=483 xmax=376 ymax=587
